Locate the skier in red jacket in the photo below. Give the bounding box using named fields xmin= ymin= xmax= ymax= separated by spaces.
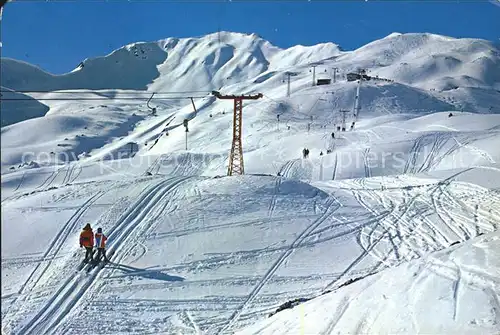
xmin=79 ymin=223 xmax=94 ymax=263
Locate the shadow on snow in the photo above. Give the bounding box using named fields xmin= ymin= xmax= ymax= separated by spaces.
xmin=107 ymin=263 xmax=185 ymax=282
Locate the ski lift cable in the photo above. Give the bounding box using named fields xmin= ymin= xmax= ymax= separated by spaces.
xmin=307 ymin=94 xmax=326 ymax=115
xmin=0 ymin=96 xmax=208 ymax=101
xmin=0 ymin=89 xmax=212 ymax=94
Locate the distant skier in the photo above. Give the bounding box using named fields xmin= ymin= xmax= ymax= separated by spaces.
xmin=79 ymin=223 xmax=94 ymax=263
xmin=94 ymin=228 xmax=109 ymax=263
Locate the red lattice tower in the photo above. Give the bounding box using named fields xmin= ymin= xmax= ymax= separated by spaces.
xmin=212 ymin=91 xmax=263 ymax=176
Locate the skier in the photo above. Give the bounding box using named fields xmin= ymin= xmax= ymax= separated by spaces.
xmin=95 ymin=228 xmax=109 ymax=263
xmin=302 ymin=148 xmax=307 ymax=159
xmin=79 ymin=223 xmax=94 ymax=263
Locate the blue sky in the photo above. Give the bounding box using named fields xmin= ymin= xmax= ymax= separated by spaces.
xmin=2 ymin=0 xmax=499 ymax=74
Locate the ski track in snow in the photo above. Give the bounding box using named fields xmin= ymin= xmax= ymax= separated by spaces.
xmin=429 ymin=136 xmax=479 ymax=172
xmin=452 ymin=261 xmax=462 ymax=321
xmin=61 ymin=162 xmax=83 ymax=186
xmin=216 ymin=197 xmax=340 ymax=334
xmin=363 ymin=148 xmax=372 ymax=178
xmin=61 ymin=165 xmax=72 ymax=186
xmin=185 ymin=310 xmax=201 ymax=334
xmin=106 ymin=176 xmax=191 ymax=272
xmin=35 ymin=170 xmax=59 ymax=191
xmin=55 ymin=176 xmax=191 ymax=334
xmin=13 ymin=171 xmax=26 ymax=192
xmin=13 ymin=176 xmax=190 ymax=335
xmin=403 ymin=136 xmax=420 ymax=174
xmin=69 ymin=164 xmax=83 ymax=184
xmin=432 ymin=185 xmax=467 ymax=241
xmin=332 ymin=152 xmax=338 ymax=180
xmin=267 ymin=177 xmax=282 ymax=217
xmin=322 ymin=191 xmax=394 ymax=292
xmin=417 ymin=134 xmax=443 ymax=173
xmin=146 ymin=154 xmax=168 ymax=176
xmin=12 ymin=162 xmax=83 ymax=200
xmin=2 ymin=190 xmax=108 ymax=333
xmin=320 ymin=277 xmax=377 ymax=335
xmin=321 ymin=176 xmax=488 ymax=294
xmin=320 ymin=295 xmax=352 ymax=335
xmin=278 ymin=159 xmax=296 ymax=178
xmin=148 ymin=213 xmax=318 ymax=242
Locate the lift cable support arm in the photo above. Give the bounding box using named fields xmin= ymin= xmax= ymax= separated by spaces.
xmin=211 ymin=91 xmax=263 ymax=176
xmin=147 ymin=92 xmax=156 ymax=112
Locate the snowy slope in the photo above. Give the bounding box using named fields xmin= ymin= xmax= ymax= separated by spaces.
xmin=1 ymin=100 xmax=147 ymax=170
xmin=238 ymin=230 xmax=500 ymax=335
xmin=2 ymin=31 xmax=500 ymax=335
xmin=337 ymin=32 xmax=500 ymax=90
xmin=2 ymin=167 xmax=500 ymax=334
xmin=0 ymin=87 xmax=49 ymax=127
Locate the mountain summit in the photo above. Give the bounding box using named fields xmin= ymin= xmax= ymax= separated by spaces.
xmin=2 ymin=31 xmax=498 ymax=93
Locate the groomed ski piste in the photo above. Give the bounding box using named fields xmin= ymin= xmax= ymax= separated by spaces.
xmin=2 ymin=32 xmax=500 ymax=334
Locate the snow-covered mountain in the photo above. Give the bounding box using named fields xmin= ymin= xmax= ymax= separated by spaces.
xmin=0 ymin=32 xmax=342 ymax=92
xmin=2 ymin=31 xmax=499 ymax=93
xmin=340 ymin=32 xmax=500 ymax=90
xmin=2 ymin=31 xmax=500 ymax=335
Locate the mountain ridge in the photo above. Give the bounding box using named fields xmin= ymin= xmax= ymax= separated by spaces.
xmin=2 ymin=31 xmax=498 ymax=93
